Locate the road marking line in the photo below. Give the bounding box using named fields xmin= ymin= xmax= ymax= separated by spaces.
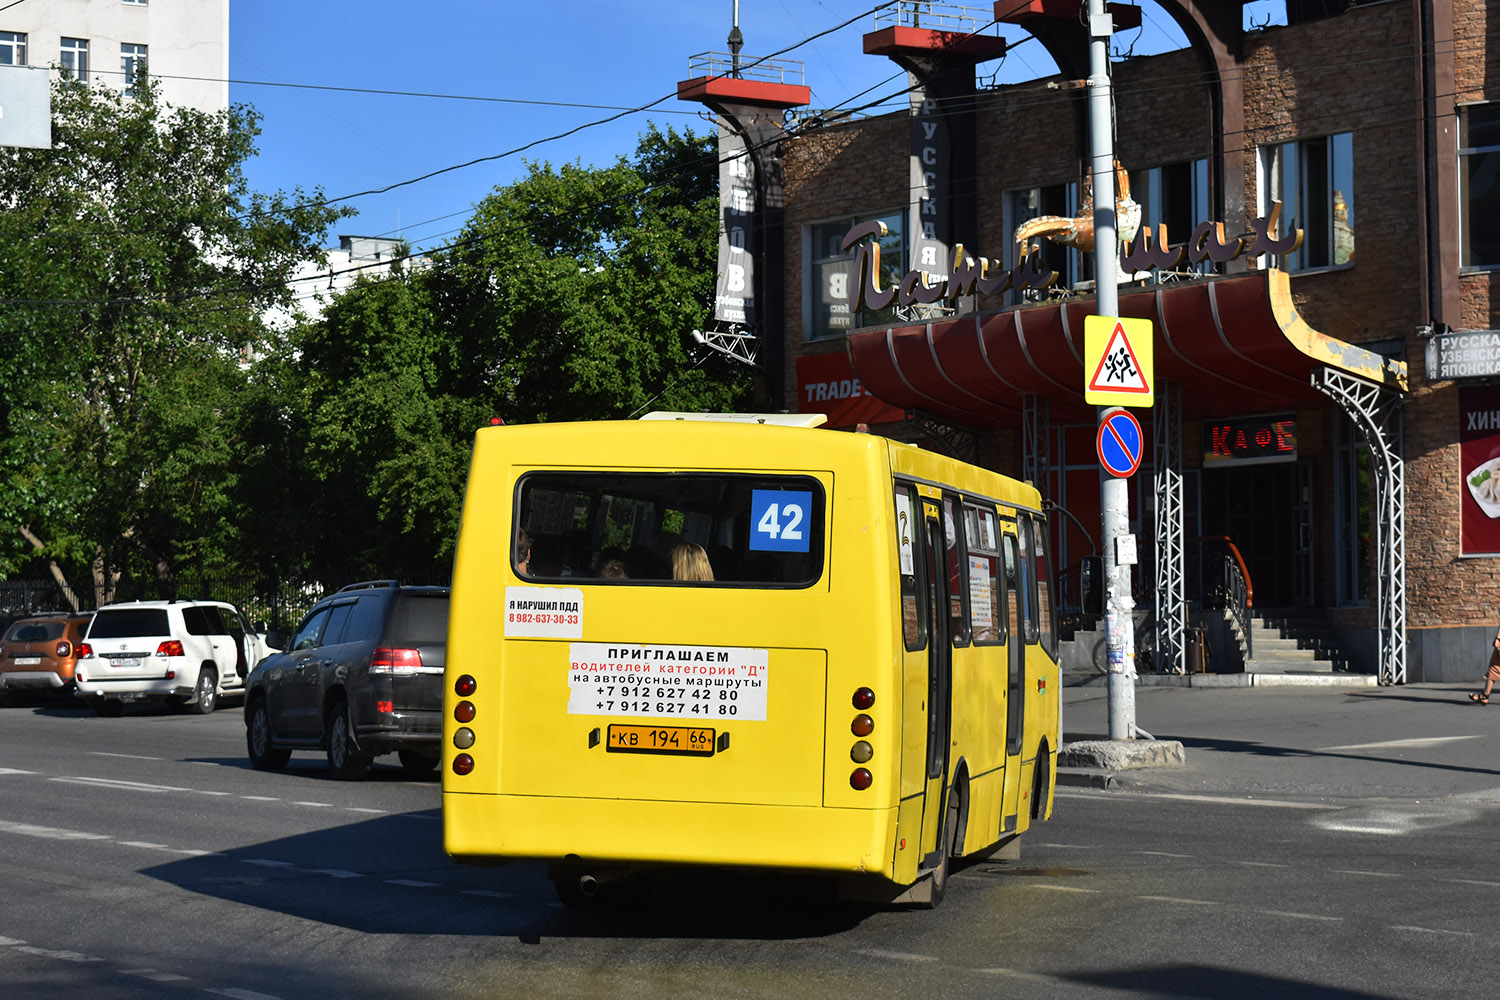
xmin=345 ymin=807 xmax=385 ymax=814
xmin=1391 ymin=925 xmax=1475 ymax=938
xmin=121 ymin=969 xmax=190 ymax=982
xmin=90 ymin=752 xmax=162 ymax=760
xmin=1229 ymin=861 xmax=1290 ymax=869
xmin=1031 ymin=884 xmax=1099 ymax=894
xmin=291 ymin=801 xmax=332 ymax=808
xmin=1317 ymin=736 xmax=1481 ymax=752
xmin=1334 ymin=869 xmax=1401 ymax=878
xmin=15 ymin=945 xmax=103 ymax=962
xmin=855 ymin=949 xmax=938 ymax=963
xmin=1257 ymin=910 xmax=1343 ymax=922
xmin=0 ymin=820 xmax=110 ymax=841
xmin=1058 ymin=789 xmax=1336 ymax=810
xmin=205 ymin=989 xmax=283 ymax=1000
xmin=51 ymin=776 xmax=192 ymax=793
xmin=1139 ymin=895 xmax=1216 ymax=905
xmin=1439 ymin=877 xmax=1500 ymax=888
xmin=243 ymin=859 xmax=295 ymax=868
xmin=1136 ymin=851 xmax=1194 ymax=858
xmin=240 ymin=796 xmax=280 ymax=802
xmin=385 ymin=879 xmax=439 ymax=887
xmin=118 ymin=841 xmax=170 ymax=850
xmin=0 ymin=936 xmax=25 ymax=946
xmin=0 ymin=768 xmax=38 ymax=775
xmin=194 ymin=790 xmax=232 ymax=797
xmin=306 ymin=869 xmax=363 ymax=879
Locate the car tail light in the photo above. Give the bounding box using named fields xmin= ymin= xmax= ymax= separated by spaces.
xmin=370 ymin=647 xmax=422 ymax=673
xmin=55 ymin=640 xmax=73 ymax=658
xmin=376 ymin=700 xmax=394 ymax=713
xmin=156 ymin=640 xmax=184 ymax=657
xmin=78 ymin=643 xmax=94 ymax=658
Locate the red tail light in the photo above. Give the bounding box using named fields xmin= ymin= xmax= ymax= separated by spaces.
xmin=55 ymin=640 xmax=73 ymax=658
xmin=78 ymin=642 xmax=94 ymax=658
xmin=370 ymin=647 xmax=422 ymax=673
xmin=156 ymin=639 xmax=185 ymax=657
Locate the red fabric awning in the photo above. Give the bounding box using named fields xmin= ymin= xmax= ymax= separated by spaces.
xmin=846 ymin=270 xmax=1407 ymax=427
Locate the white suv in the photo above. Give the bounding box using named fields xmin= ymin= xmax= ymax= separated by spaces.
xmin=75 ymin=600 xmax=272 ymax=717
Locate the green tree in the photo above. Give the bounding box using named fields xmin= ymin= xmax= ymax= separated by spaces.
xmin=0 ymin=77 xmax=346 ymax=605
xmin=276 ymin=125 xmax=751 ymax=579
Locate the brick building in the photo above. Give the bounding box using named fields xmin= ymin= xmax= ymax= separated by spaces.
xmin=682 ymin=0 xmax=1500 ymax=683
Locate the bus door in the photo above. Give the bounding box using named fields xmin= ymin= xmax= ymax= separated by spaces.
xmin=917 ymin=498 xmax=954 ymax=867
xmin=1000 ymin=523 xmax=1025 ymax=828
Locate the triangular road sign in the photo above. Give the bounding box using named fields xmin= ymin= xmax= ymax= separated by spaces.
xmin=1084 ymin=315 xmax=1154 ymax=406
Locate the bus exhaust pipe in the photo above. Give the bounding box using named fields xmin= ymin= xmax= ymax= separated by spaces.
xmin=576 ymin=874 xmax=600 ymax=897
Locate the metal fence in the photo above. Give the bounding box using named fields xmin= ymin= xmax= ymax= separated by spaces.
xmin=0 ymin=568 xmax=451 ymax=633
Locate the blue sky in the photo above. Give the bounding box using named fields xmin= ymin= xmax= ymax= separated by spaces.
xmin=229 ymin=2 xmax=1287 ymax=253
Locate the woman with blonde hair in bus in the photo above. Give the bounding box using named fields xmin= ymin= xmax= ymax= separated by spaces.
xmin=671 ymin=542 xmax=714 ymax=582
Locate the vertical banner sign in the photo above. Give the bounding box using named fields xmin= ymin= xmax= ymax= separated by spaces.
xmin=908 ymin=79 xmax=950 ymax=289
xmin=715 ymin=121 xmax=755 ymax=325
xmin=1459 ymin=385 xmax=1500 ymax=555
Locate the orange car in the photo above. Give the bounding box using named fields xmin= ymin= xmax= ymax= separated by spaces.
xmin=0 ymin=612 xmax=93 ymax=700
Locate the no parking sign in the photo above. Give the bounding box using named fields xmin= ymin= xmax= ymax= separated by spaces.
xmin=1096 ymin=407 xmax=1143 ymax=478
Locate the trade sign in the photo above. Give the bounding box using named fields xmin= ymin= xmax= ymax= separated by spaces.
xmin=1085 ymin=315 xmax=1153 ymax=407
xmin=1097 ymin=406 xmax=1143 ymax=478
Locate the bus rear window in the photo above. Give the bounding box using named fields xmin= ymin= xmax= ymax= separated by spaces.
xmin=516 ymin=472 xmax=824 ymax=587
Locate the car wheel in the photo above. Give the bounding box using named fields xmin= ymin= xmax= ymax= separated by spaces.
xmin=93 ymin=699 xmax=124 ymax=717
xmin=246 ymin=697 xmax=291 ymax=771
xmin=397 ymin=749 xmax=439 ymax=774
xmin=326 ymin=697 xmax=371 ymax=780
xmin=188 ymin=667 xmax=218 ymax=715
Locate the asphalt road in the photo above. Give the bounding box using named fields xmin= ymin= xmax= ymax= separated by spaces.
xmin=1 ymin=684 xmax=1496 ymax=1000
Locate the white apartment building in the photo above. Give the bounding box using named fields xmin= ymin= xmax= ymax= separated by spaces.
xmin=0 ymin=0 xmax=227 ymax=115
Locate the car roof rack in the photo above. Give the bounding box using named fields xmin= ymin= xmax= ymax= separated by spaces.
xmin=336 ymin=580 xmax=402 ymax=593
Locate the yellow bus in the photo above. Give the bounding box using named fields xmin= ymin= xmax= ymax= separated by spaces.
xmin=443 ymin=413 xmax=1060 ymax=906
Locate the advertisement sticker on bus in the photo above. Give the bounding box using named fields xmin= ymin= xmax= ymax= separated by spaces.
xmin=567 ymin=642 xmax=769 ymax=721
xmin=504 ymin=586 xmax=584 ymax=638
xmin=894 ymin=492 xmax=915 ymax=575
xmin=749 ymin=489 xmax=812 ymax=553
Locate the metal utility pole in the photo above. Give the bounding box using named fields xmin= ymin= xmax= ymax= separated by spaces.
xmin=728 ymin=0 xmax=744 ymax=78
xmin=1087 ymin=0 xmax=1137 ymax=740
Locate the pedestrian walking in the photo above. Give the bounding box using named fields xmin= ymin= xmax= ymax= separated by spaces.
xmin=1470 ymin=620 xmax=1500 ymax=704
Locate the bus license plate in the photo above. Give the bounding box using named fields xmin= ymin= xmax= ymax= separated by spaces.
xmin=606 ymin=724 xmax=715 ymax=757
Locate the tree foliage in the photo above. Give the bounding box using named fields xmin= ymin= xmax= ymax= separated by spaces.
xmin=0 ymin=78 xmax=346 ymax=602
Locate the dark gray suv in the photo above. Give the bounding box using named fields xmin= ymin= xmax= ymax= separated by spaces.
xmin=243 ymin=580 xmax=449 ymax=779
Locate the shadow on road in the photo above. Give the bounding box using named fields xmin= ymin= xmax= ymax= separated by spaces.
xmin=142 ymin=811 xmax=870 ymax=940
xmin=1067 ymin=964 xmax=1398 ymax=1000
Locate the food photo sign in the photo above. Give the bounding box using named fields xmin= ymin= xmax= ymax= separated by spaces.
xmin=1461 ymin=385 xmax=1500 ymax=555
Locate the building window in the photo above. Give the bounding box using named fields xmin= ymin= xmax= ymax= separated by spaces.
xmin=1257 ymin=132 xmax=1355 ymax=271
xmin=121 ymin=42 xmax=147 ymax=95
xmin=0 ymin=31 xmax=26 ymax=66
xmin=60 ymin=37 xmax=88 ymax=81
xmin=804 ymin=211 xmax=903 ymax=341
xmin=1004 ymin=181 xmax=1080 ymax=303
xmin=1461 ymin=103 xmax=1500 ymax=270
xmin=1129 ymin=158 xmax=1211 ymax=277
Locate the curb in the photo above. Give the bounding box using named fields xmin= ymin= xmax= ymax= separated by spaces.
xmin=1064 ymin=672 xmax=1377 ymax=689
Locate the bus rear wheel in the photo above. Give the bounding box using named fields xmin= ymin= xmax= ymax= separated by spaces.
xmin=922 ymin=791 xmax=962 ymax=909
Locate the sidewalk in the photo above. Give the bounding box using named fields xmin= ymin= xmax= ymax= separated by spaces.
xmin=1058 ymin=681 xmax=1500 ymax=803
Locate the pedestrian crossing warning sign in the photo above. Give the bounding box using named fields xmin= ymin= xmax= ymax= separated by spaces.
xmin=1084 ymin=315 xmax=1154 ymax=407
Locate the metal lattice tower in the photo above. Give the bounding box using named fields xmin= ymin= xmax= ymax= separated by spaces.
xmin=1312 ymin=368 xmax=1406 ymax=685
xmin=1153 ymin=379 xmax=1185 ymax=674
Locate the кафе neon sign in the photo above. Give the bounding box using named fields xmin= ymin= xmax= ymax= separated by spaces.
xmin=841 ymin=203 xmax=1304 ymax=314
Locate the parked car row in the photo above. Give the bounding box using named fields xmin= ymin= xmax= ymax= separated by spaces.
xmin=0 ymin=580 xmax=450 ymax=782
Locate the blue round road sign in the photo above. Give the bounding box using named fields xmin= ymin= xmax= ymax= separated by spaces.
xmin=1097 ymin=408 xmax=1143 ymax=478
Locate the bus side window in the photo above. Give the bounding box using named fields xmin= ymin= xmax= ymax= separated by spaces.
xmin=1017 ymin=518 xmax=1038 ymax=645
xmin=895 ymin=486 xmax=925 ymax=651
xmin=1029 ymin=513 xmax=1056 ymax=655
xmin=942 ymin=496 xmax=969 ymax=647
xmin=964 ymin=502 xmax=1002 ymax=645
